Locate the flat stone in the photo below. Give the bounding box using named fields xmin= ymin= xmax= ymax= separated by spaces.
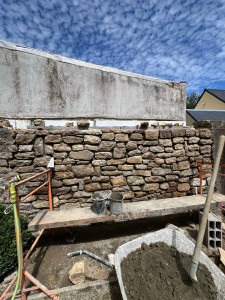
xmin=63 ymin=178 xmax=79 ymax=185
xmin=115 ymin=134 xmax=129 ymax=142
xmin=70 ymin=150 xmax=94 ymax=160
xmin=102 ymin=132 xmax=115 ymax=140
xmin=34 ymin=156 xmax=51 ymax=167
xmin=98 ymin=141 xmax=116 ymax=151
xmin=51 ymin=179 xmax=63 ymax=187
xmin=85 ymin=182 xmax=101 ymax=192
xmin=159 ymin=130 xmax=171 ymax=138
xmin=16 ymin=133 xmax=36 ymax=145
xmin=142 ymin=183 xmax=159 ymax=191
xmin=173 ymin=137 xmax=184 ymax=143
xmin=159 ymin=139 xmax=172 ymax=147
xmin=54 ymin=143 xmax=71 ymax=152
xmin=130 ymin=133 xmax=143 ymax=140
xmin=160 ymin=183 xmax=169 ymax=189
xmin=145 ymin=176 xmax=165 ymax=183
xmin=84 ymin=135 xmax=101 ymax=145
xmin=185 ymin=128 xmax=196 ymax=136
xmin=199 ymin=128 xmax=211 ymax=138
xmin=127 ymin=176 xmax=145 ymax=185
xmin=145 ymin=129 xmax=159 ymax=140
xmin=126 ymin=141 xmax=137 ymax=151
xmin=118 ymin=164 xmax=134 ymax=171
xmin=177 ymin=161 xmax=190 ymax=170
xmin=9 ymin=159 xmax=32 ymax=167
xmin=171 ymin=128 xmax=185 ymax=137
xmin=92 ymin=160 xmax=106 ymax=166
xmin=165 ymin=157 xmax=176 ymax=164
xmin=19 ymin=145 xmax=33 ymax=152
xmin=127 ymin=156 xmax=142 ymax=164
xmin=128 ymin=149 xmax=141 ymax=156
xmin=178 ymin=183 xmax=190 ymax=192
xmin=111 ymin=175 xmax=127 ymax=186
xmin=133 ymin=170 xmax=151 ymax=176
xmin=53 ymin=187 xmax=71 ymax=196
xmin=95 ymin=152 xmax=112 ymax=159
xmin=107 ymin=158 xmax=126 ymax=165
xmin=45 ymin=134 xmax=62 ymax=143
xmin=151 ymin=168 xmax=171 ymax=176
xmin=92 ymin=176 xmax=109 ymax=182
xmin=54 ymin=172 xmax=74 ymax=180
xmin=189 ymin=137 xmax=200 ymax=144
xmin=62 ymin=136 xmax=83 ymax=144
xmin=72 ymin=165 xmax=94 ymax=177
xmin=15 ymin=152 xmax=35 ymax=159
xmin=150 ymin=146 xmax=164 ymax=153
xmin=200 ymin=145 xmax=211 ymax=154
xmin=113 ymin=147 xmax=126 ymax=158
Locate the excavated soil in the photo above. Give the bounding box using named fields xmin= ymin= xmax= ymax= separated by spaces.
xmin=121 ymin=242 xmax=217 ymax=300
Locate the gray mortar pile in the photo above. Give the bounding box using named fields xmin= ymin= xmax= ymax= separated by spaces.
xmin=0 ymin=127 xmax=213 ymax=221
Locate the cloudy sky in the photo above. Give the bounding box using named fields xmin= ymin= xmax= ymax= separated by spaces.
xmin=0 ymin=0 xmax=225 ymax=94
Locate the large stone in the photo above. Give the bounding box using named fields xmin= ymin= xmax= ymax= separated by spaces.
xmin=107 ymin=158 xmax=126 ymax=165
xmin=15 ymin=152 xmax=35 ymax=159
xmin=0 ymin=159 xmax=8 ymax=167
xmin=19 ymin=145 xmax=33 ymax=152
xmin=159 ymin=130 xmax=171 ymax=138
xmin=9 ymin=160 xmax=32 ymax=167
xmin=173 ymin=137 xmax=184 ymax=144
xmin=159 ymin=139 xmax=172 ymax=147
xmin=45 ymin=134 xmax=62 ymax=143
xmin=72 ymin=165 xmax=94 ymax=177
xmin=178 ymin=183 xmax=190 ymax=192
xmin=189 ymin=137 xmax=200 ymax=144
xmin=54 ymin=152 xmax=68 ymax=159
xmin=127 ymin=156 xmax=142 ymax=164
xmin=126 ymin=141 xmax=137 ymax=151
xmin=151 ymin=168 xmax=171 ymax=176
xmin=130 ymin=133 xmax=143 ymax=140
xmin=84 ymin=135 xmax=101 ymax=145
xmin=111 ymin=176 xmax=127 ymax=186
xmin=115 ymin=134 xmax=129 ymax=142
xmin=180 ymin=168 xmax=193 ymax=177
xmin=53 ymin=187 xmax=71 ymax=196
xmin=34 ymin=156 xmax=51 ymax=167
xmin=199 ymin=129 xmax=211 ymax=138
xmin=34 ymin=137 xmax=44 ymax=156
xmin=133 ymin=170 xmax=151 ymax=176
xmin=145 ymin=176 xmax=165 ymax=183
xmin=118 ymin=164 xmax=134 ymax=171
xmin=85 ymin=182 xmax=101 ymax=192
xmin=72 ymin=145 xmax=84 ymax=151
xmin=92 ymin=160 xmax=106 ymax=166
xmin=160 ymin=183 xmax=169 ymax=189
xmin=177 ymin=161 xmax=190 ymax=170
xmin=51 ymin=179 xmax=63 ymax=187
xmin=63 ymin=178 xmax=79 ymax=185
xmin=54 ymin=172 xmax=74 ymax=180
xmin=70 ymin=150 xmax=94 ymax=160
xmin=171 ymin=128 xmax=185 ymax=137
xmin=55 ymin=165 xmax=72 ymax=172
xmin=128 ymin=149 xmax=141 ymax=156
xmin=45 ymin=144 xmax=54 ymax=155
xmin=185 ymin=128 xmax=196 ymax=136
xmin=142 ymin=183 xmax=159 ymax=191
xmin=95 ymin=152 xmax=112 ymax=159
xmin=16 ymin=133 xmax=36 ymax=144
xmin=145 ymin=129 xmax=159 ymax=140
xmin=77 ymin=120 xmax=90 ymax=127
xmin=127 ymin=176 xmax=145 ymax=185
xmin=150 ymin=146 xmax=164 ymax=153
xmin=73 ymin=191 xmax=91 ymax=198
xmin=200 ymin=145 xmax=211 ymax=154
xmin=113 ymin=147 xmax=126 ymax=158
xmin=98 ymin=141 xmax=116 ymax=151
xmin=92 ymin=176 xmax=109 ymax=182
xmin=102 ymin=132 xmax=115 ymax=140
xmin=62 ymin=136 xmax=83 ymax=144
xmin=54 ymin=143 xmax=71 ymax=152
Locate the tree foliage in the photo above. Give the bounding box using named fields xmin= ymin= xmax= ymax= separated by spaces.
xmin=186 ymin=92 xmax=200 ymax=109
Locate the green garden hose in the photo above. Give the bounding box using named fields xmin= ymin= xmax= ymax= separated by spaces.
xmin=10 ymin=182 xmax=22 ymax=300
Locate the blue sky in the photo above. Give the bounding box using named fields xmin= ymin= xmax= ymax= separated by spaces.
xmin=0 ymin=0 xmax=225 ymax=95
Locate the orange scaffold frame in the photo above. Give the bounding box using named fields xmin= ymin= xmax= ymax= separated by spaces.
xmin=196 ymin=161 xmax=225 ymax=195
xmin=0 ymin=169 xmax=58 ymax=300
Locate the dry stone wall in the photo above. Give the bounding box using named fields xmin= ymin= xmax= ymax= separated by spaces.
xmin=0 ymin=127 xmax=213 ymax=219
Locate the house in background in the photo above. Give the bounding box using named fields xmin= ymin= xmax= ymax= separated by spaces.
xmin=195 ymin=89 xmax=225 ymax=110
xmin=186 ymin=109 xmax=225 ymax=126
xmin=186 ymin=89 xmax=225 ymax=126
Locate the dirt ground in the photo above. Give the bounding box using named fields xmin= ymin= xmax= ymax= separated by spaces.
xmin=2 ymin=207 xmax=225 ymax=299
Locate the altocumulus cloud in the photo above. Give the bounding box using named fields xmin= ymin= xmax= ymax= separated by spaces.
xmin=0 ymin=0 xmax=225 ymax=93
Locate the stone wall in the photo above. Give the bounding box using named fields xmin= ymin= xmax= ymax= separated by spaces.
xmin=0 ymin=127 xmax=213 ymax=220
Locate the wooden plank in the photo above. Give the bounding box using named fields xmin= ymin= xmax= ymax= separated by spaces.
xmin=28 ymin=194 xmax=225 ymax=231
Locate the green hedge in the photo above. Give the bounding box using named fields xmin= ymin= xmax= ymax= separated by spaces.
xmin=0 ymin=205 xmax=33 ymax=280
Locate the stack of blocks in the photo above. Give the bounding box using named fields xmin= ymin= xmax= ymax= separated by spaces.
xmin=200 ymin=211 xmax=222 ymax=249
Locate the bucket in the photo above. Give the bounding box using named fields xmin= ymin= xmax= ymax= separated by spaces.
xmin=91 ymin=192 xmax=107 ymax=215
xmin=110 ymin=192 xmax=124 ymax=215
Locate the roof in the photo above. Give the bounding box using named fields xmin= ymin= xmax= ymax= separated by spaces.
xmin=186 ymin=109 xmax=225 ymax=121
xmin=205 ymin=89 xmax=225 ymax=104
